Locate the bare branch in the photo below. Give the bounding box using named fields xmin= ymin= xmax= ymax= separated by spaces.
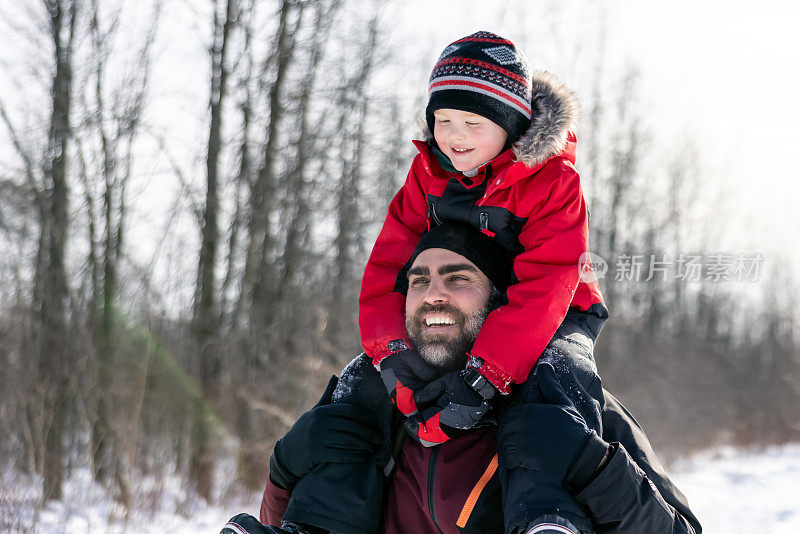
xmin=145 ymin=126 xmax=203 ymax=226
xmin=0 ymin=98 xmax=42 ymax=201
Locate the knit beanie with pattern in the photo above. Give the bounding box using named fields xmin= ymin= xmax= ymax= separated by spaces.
xmin=426 ymin=31 xmax=532 ymax=146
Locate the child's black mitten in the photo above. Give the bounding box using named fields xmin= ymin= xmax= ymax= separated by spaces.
xmin=405 ymin=366 xmax=496 ymax=446
xmin=376 ymin=347 xmax=439 ymax=416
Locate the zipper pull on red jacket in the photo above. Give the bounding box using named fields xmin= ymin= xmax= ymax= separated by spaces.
xmin=480 ymin=212 xmax=495 ymax=238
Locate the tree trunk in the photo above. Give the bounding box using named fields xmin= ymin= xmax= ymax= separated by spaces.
xmin=235 ymin=0 xmax=298 ymax=347
xmin=80 ymin=0 xmax=158 ymax=507
xmin=189 ymin=0 xmax=236 ymax=503
xmin=38 ymin=0 xmax=77 ymax=502
xmin=327 ymin=14 xmax=378 ymax=356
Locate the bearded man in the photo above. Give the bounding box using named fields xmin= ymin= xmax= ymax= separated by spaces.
xmin=223 ymin=223 xmax=701 ymax=534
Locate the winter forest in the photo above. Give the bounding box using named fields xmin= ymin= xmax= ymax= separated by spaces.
xmin=1 ymin=0 xmax=799 ymax=531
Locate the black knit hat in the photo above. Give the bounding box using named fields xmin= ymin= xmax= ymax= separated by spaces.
xmin=426 ymin=31 xmax=532 ymax=146
xmin=397 ymin=222 xmax=513 ymax=294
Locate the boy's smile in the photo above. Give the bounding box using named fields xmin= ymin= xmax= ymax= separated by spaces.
xmin=433 ymin=109 xmax=508 ymax=173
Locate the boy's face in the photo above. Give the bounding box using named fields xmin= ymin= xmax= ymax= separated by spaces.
xmin=433 ymin=109 xmax=508 ymax=172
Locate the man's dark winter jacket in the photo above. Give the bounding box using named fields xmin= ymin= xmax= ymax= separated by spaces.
xmin=359 ymin=71 xmax=605 ymax=393
xmin=260 ymin=386 xmax=702 ymax=534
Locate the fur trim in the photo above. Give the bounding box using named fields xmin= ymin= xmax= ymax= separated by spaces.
xmin=513 ymin=71 xmax=580 ymax=167
xmin=417 ymin=70 xmax=580 ymax=169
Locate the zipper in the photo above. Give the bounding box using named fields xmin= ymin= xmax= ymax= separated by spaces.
xmin=477 ymin=167 xmax=492 ymax=205
xmin=479 ymin=211 xmax=496 ymax=238
xmin=456 ymin=454 xmax=499 ymax=528
xmin=429 ymin=201 xmax=444 ymax=226
xmin=427 ymin=446 xmax=444 ymax=534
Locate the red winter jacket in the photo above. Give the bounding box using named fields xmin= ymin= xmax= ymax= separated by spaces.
xmin=359 ymin=71 xmax=604 ymax=392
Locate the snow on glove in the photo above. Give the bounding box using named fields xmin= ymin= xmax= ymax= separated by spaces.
xmin=269 ymin=403 xmax=381 ymax=491
xmin=499 ymin=362 xmax=608 ymax=489
xmin=405 ymin=367 xmax=496 ymax=446
xmin=377 ymin=347 xmax=440 ymax=416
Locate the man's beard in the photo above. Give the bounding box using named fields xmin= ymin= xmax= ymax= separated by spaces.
xmin=405 ymin=301 xmax=491 ymax=372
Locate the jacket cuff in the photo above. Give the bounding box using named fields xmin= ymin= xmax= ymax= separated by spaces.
xmin=367 ymin=338 xmax=412 ymax=364
xmin=573 ymin=443 xmax=642 ymax=519
xmin=269 ymin=443 xmax=297 ymax=491
xmin=468 ymin=355 xmax=512 ymax=394
xmin=260 ymin=476 xmax=291 ymax=525
xmin=565 ymin=432 xmax=611 ymax=494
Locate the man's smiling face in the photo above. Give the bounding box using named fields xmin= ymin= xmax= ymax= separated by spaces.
xmin=404 ymin=248 xmax=492 ymax=370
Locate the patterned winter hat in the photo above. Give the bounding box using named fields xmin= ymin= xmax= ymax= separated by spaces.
xmin=426 ymin=31 xmax=532 ymax=145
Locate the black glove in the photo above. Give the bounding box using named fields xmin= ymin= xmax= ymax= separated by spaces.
xmin=222 ymin=514 xmax=329 ymax=534
xmin=269 ymin=402 xmax=381 ymax=491
xmin=377 ymin=347 xmax=440 ymax=416
xmin=221 ymin=514 xmax=296 ymax=533
xmin=499 ymin=363 xmax=608 ymax=490
xmin=405 ymin=367 xmax=496 ymax=446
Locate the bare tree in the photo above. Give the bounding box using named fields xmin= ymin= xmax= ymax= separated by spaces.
xmin=189 ymin=0 xmax=238 ymax=503
xmin=325 ymin=11 xmax=381 ymax=359
xmin=31 ymin=0 xmax=80 ymax=502
xmin=0 ymin=0 xmax=80 ymax=503
xmin=234 ymin=0 xmax=303 ymax=358
xmin=74 ymin=0 xmax=161 ymax=507
xmin=228 ymin=0 xmax=350 ymax=489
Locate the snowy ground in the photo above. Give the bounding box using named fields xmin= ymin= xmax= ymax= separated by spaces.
xmin=3 ymin=443 xmax=800 ymax=533
xmin=670 ymin=443 xmax=800 ymax=533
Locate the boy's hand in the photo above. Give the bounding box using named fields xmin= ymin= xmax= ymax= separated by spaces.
xmin=376 ymin=347 xmax=439 ymax=416
xmin=405 ymin=367 xmax=496 ymax=446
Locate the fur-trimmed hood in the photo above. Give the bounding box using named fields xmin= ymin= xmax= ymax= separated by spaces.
xmin=420 ymin=70 xmax=580 ymax=169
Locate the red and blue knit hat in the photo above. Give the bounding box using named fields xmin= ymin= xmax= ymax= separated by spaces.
xmin=426 ymin=31 xmax=532 ymax=145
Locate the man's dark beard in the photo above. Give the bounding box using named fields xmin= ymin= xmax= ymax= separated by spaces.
xmin=405 ymin=300 xmax=492 ymax=372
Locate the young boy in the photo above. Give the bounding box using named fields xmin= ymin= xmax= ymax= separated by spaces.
xmin=358 ymin=30 xmax=609 ymax=532
xmin=272 ymin=31 xmax=609 ymax=534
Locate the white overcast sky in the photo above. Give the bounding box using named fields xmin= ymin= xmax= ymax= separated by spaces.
xmin=602 ymin=0 xmax=800 ymax=270
xmin=607 ymin=0 xmax=800 ymax=274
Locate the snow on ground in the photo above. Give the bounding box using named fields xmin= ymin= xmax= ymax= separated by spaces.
xmin=1 ymin=464 xmax=263 ymax=534
xmin=670 ymin=443 xmax=800 ymax=534
xmin=3 ymin=444 xmax=800 ymax=533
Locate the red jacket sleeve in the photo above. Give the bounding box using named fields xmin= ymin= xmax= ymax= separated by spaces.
xmin=260 ymin=477 xmax=291 ymax=526
xmin=359 ymin=156 xmax=431 ymax=362
xmin=471 ymin=161 xmax=587 ymax=392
